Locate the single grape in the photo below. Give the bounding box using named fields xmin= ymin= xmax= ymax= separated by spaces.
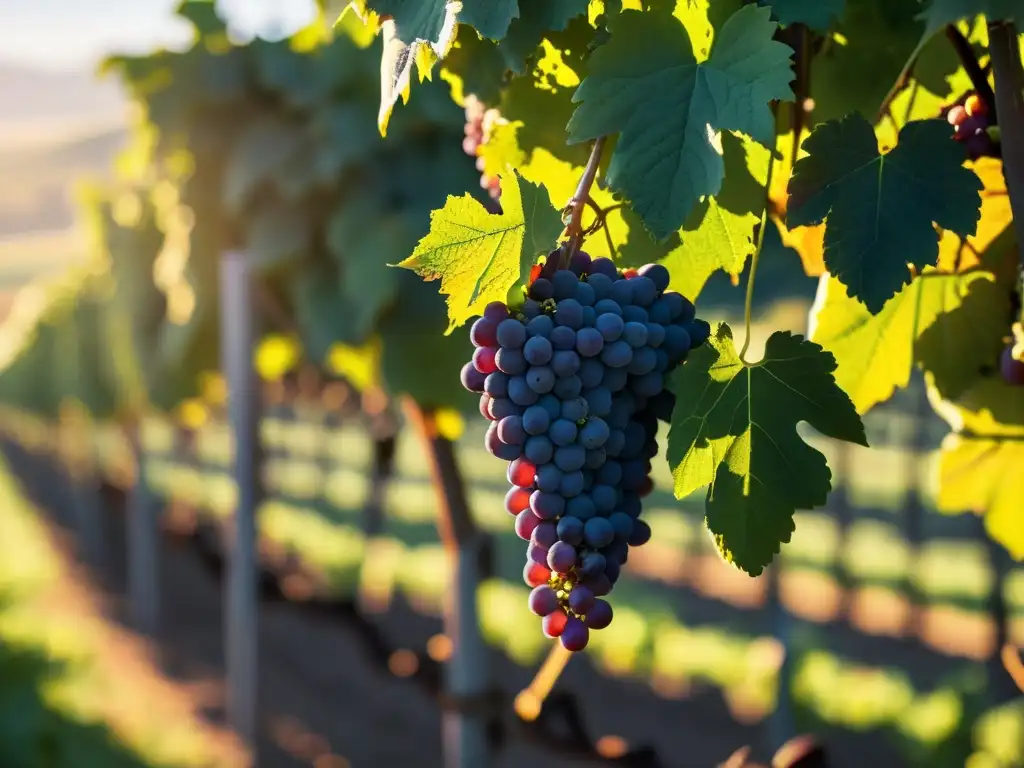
xmin=473 ymin=346 xmax=498 ymax=374
xmin=555 ymin=298 xmax=584 ymax=330
xmin=582 ymin=573 xmax=612 ymax=597
xmin=589 ymin=257 xmax=618 ymax=279
xmin=518 ymin=510 xmax=543 ymax=541
xmin=471 ymin=317 xmax=498 ymax=347
xmin=549 ymin=418 xmax=578 ymax=447
xmin=521 ymin=299 xmax=542 ymax=320
xmin=547 ymin=540 xmax=578 ymax=573
xmin=676 ymin=294 xmax=696 ymax=324
xmin=965 ymin=93 xmax=988 ymax=117
xmin=537 ymin=394 xmax=562 ymax=420
xmin=1001 ymin=345 xmax=1024 ymax=385
xmin=522 ymin=404 xmax=551 ymax=435
xmin=575 ymin=327 xmax=605 ymax=357
xmin=584 ymin=516 xmax=615 ymax=548
xmin=495 ymin=347 xmax=527 ymax=375
xmin=568 ymin=583 xmax=595 ymax=614
xmin=523 ymin=336 xmax=554 ymax=367
xmin=528 ymin=585 xmax=559 ymax=616
xmin=663 ymin=324 xmax=692 ymax=360
xmin=594 ymin=299 xmax=623 ymax=318
xmin=605 ymin=559 xmax=621 ymax=584
xmin=622 ymin=305 xmax=648 ymax=324
xmin=559 ymin=469 xmax=586 ymax=497
xmin=583 ymin=387 xmax=613 ymax=417
xmin=638 ymin=263 xmax=670 ymax=292
xmin=529 ymin=277 xmax=554 ymax=301
xmin=507 ymin=457 xmax=536 ymax=487
xmin=531 ymin=490 xmax=565 ymax=520
xmin=575 ymin=280 xmax=596 ymax=307
xmin=579 ymin=417 xmax=610 ymax=449
xmin=629 ymin=518 xmax=652 ymax=546
xmin=632 ymin=370 xmax=664 ymax=398
xmin=532 ymin=521 xmax=558 ymax=550
xmin=565 ymin=494 xmax=597 ymax=520
xmin=569 ymin=250 xmax=592 ymax=276
xmin=505 ymin=486 xmax=531 ymax=515
xmin=461 ymin=362 xmax=486 ymax=393
xmin=557 ymin=515 xmax=585 ymax=546
xmin=496 ymin=318 xmax=526 ymax=349
xmin=947 ymin=104 xmax=967 ymax=126
xmin=497 ymin=415 xmax=526 ymax=445
xmin=579 ymin=551 xmax=606 ymax=578
xmin=560 ymin=395 xmax=589 ymax=423
xmin=535 ymin=463 xmax=563 ymax=493
xmin=554 ymin=444 xmax=587 ymax=472
xmin=551 ymin=350 xmax=581 ymax=378
xmin=483 ymin=301 xmax=509 ymax=323
xmin=526 ymin=366 xmax=555 ymax=394
xmin=524 ymin=434 xmax=555 ymax=465
xmin=587 ymin=272 xmax=613 ymax=300
xmin=591 ymin=484 xmax=617 ymax=515
xmin=579 ymin=358 xmax=604 ymax=388
xmin=508 ymin=375 xmax=540 ymax=406
xmin=560 ymin=616 xmax=589 ymax=651
xmin=484 ymin=371 xmax=510 ymax=398
xmin=542 ymin=609 xmax=568 ymax=638
xmin=601 ymin=339 xmax=633 ymax=368
xmin=550 ymin=325 xmax=576 ymax=351
xmin=685 ymin=318 xmax=711 ymax=348
xmin=523 ymin=561 xmax=551 ymax=588
xmin=626 ymin=347 xmax=657 ymax=376
xmin=552 ymin=374 xmax=583 ymax=401
xmin=485 ymin=423 xmax=520 ymax=460
xmin=622 ymin=492 xmax=642 ymax=519
xmin=608 ymin=511 xmax=634 ymax=540
xmin=647 ymin=299 xmax=671 ymax=325
xmin=622 ymin=321 xmax=648 ymax=348
xmin=552 ymin=269 xmax=580 ymax=300
xmin=585 ymin=599 xmax=613 ymax=629
xmin=609 ymin=280 xmax=633 ymax=306
xmin=526 ymin=314 xmax=554 ymax=339
xmin=605 ymin=429 xmax=625 ymax=457
xmin=645 ymin=322 xmax=666 ymax=348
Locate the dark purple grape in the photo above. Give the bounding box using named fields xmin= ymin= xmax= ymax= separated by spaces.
xmin=966 ymin=131 xmax=992 ymax=159
xmin=585 ymin=599 xmax=613 ymax=629
xmin=663 ymin=324 xmax=692 ymax=360
xmin=530 ymin=277 xmax=554 ymax=301
xmin=568 ymin=584 xmax=595 ymax=614
xmin=483 ymin=301 xmax=509 ymax=323
xmin=526 ymin=314 xmax=554 ymax=339
xmin=628 ymin=518 xmax=652 ymax=546
xmin=602 ymin=366 xmax=628 ymax=392
xmin=579 ymin=417 xmax=610 ymax=449
xmin=535 ymin=464 xmax=563 ymax=493
xmin=622 ymin=321 xmax=648 ymax=348
xmin=554 ymin=444 xmax=587 ymax=472
xmin=547 ymin=541 xmax=577 ymax=573
xmin=575 ymin=280 xmax=596 ymax=306
xmin=589 ymin=257 xmax=617 ymax=279
xmin=560 ymin=616 xmax=589 ymax=651
xmin=529 ymin=585 xmax=560 ymax=616
xmin=627 ymin=347 xmax=657 ymax=376
xmin=526 ymin=366 xmax=555 ymax=394
xmin=550 ymin=325 xmax=576 ymax=350
xmin=532 ymin=521 xmax=558 ymax=550
xmin=488 ymin=396 xmax=521 ymax=421
xmin=594 ymin=299 xmax=622 ymax=317
xmin=569 ymin=250 xmax=592 ymax=276
xmin=549 ymin=418 xmax=578 ymax=447
xmin=605 ymin=429 xmax=625 ymax=457
xmin=537 ymin=394 xmax=562 ymax=420
xmin=629 ymin=275 xmax=658 ymax=306
xmin=565 ymin=494 xmax=596 ymax=520
xmin=638 ymin=263 xmax=670 ymax=292
xmin=584 ymin=516 xmax=615 ymax=548
xmin=648 ymin=390 xmax=675 ymax=422
xmin=495 ymin=346 xmax=527 ymax=375
xmin=471 ymin=317 xmax=497 ymax=347
xmin=558 ymin=470 xmax=585 ymax=497
xmin=591 ymin=484 xmax=617 ymax=514
xmin=531 ymin=490 xmax=565 ymax=520
xmin=552 ymin=269 xmax=579 ymax=300
xmin=597 ymin=460 xmax=622 ymax=486
xmin=557 ymin=515 xmax=585 ymax=546
xmin=524 ymin=434 xmax=555 ymax=464
xmin=523 ymin=336 xmax=553 ymax=366
xmin=1001 ymin=345 xmax=1024 ymax=385
xmin=579 ymin=551 xmax=606 ymax=577
xmin=601 ymin=340 xmax=633 ymax=368
xmin=485 ymin=423 xmax=520 ymax=460
xmin=582 ymin=573 xmax=612 ymax=597
xmin=645 ymin=322 xmax=665 ymax=348
xmin=522 ymin=404 xmax=551 ymax=435
xmin=518 ymin=511 xmax=543 ymax=541
xmin=587 ymin=272 xmax=613 ymax=300
xmin=560 ymin=395 xmax=589 ymax=422
xmin=576 ymin=327 xmax=604 ymax=357
xmin=484 ymin=371 xmax=509 ymax=398
xmin=496 ymin=318 xmax=527 ymax=348
xmin=521 ymin=299 xmax=542 ymax=319
xmin=551 ymin=350 xmax=581 ymax=377
xmin=632 ymin=371 xmax=663 ymax=398
xmin=605 ymin=559 xmax=621 ymax=583
xmin=609 ymin=280 xmax=633 ymax=306
xmin=462 ymin=362 xmax=486 ymax=392
xmin=584 ymin=448 xmax=606 ymax=470
xmin=579 ymin=358 xmax=604 ymax=388
xmin=555 ymin=298 xmax=584 ymax=330
xmin=583 ymin=387 xmax=612 ymax=417
xmin=497 ymin=415 xmax=526 ymax=445
xmin=647 ymin=299 xmax=671 ymax=324
xmin=508 ymin=375 xmax=539 ymax=406
xmin=608 ymin=511 xmax=634 ymax=540
xmin=685 ymin=318 xmax=711 ymax=347
xmin=553 ymin=375 xmax=582 ymax=401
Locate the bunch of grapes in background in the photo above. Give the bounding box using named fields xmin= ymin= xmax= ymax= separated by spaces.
xmin=463 ymin=95 xmax=503 ymax=201
xmin=947 ymin=93 xmax=997 ymax=160
xmin=460 ymin=251 xmax=710 ymax=651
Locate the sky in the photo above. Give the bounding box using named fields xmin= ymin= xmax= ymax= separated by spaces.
xmin=1 ymin=0 xmax=320 ymax=72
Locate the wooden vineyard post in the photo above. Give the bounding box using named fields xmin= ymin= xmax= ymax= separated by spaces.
xmin=125 ymin=415 xmax=160 ymax=635
xmin=220 ymin=250 xmax=263 ymax=747
xmin=404 ymin=399 xmax=494 ymax=768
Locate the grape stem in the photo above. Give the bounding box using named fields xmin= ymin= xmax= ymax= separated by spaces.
xmin=562 ymin=136 xmax=607 ymax=267
xmin=739 ymin=138 xmax=779 ymax=365
xmin=988 ymin=21 xmax=1024 ymax=286
xmin=946 ymin=25 xmax=997 ymax=122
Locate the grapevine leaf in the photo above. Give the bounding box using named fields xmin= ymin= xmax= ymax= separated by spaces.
xmin=787 ymin=115 xmax=983 ymax=313
xmin=370 ymin=2 xmax=460 ymax=133
xmin=809 ymin=270 xmax=1010 ymax=414
xmin=667 ymin=323 xmax=867 ymax=575
xmin=396 ymin=171 xmax=563 ymax=332
xmin=222 ymin=117 xmax=304 ymax=213
xmin=176 ymin=0 xmax=227 ymax=36
xmin=498 ymin=0 xmax=590 ymax=72
xmin=661 ymin=133 xmax=771 ymax=301
xmin=440 ymin=27 xmax=507 ymax=104
xmin=757 ymin=0 xmax=845 ymax=30
xmin=931 ymin=377 xmax=1024 ymax=559
xmin=458 ymin=0 xmax=520 ymax=40
xmin=916 ymin=0 xmax=1024 ymax=48
xmin=244 ymin=202 xmax=314 ymax=271
xmin=567 ymin=5 xmax=794 ymax=240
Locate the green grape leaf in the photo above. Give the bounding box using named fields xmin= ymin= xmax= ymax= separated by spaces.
xmin=660 ymin=133 xmax=771 ymax=301
xmin=244 ymin=202 xmax=314 ymax=271
xmin=222 ymin=116 xmax=304 ymax=213
xmin=498 ymin=0 xmax=590 ymax=72
xmin=931 ymin=377 xmax=1024 ymax=559
xmin=809 ymin=270 xmax=1011 ymax=414
xmin=916 ymin=0 xmax=1024 ymax=48
xmin=567 ymin=5 xmax=794 ymax=241
xmin=787 ymin=115 xmax=983 ymax=314
xmin=667 ymin=323 xmax=868 ymax=575
xmin=441 ymin=27 xmax=508 ymax=104
xmin=396 ymin=171 xmax=563 ymax=332
xmin=459 ymin=0 xmax=520 ymax=40
xmin=176 ymin=0 xmax=227 ymax=36
xmin=758 ymin=0 xmax=845 ymax=30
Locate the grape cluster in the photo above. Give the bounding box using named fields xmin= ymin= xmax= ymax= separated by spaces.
xmin=947 ymin=94 xmax=996 ymax=160
xmin=460 ymin=252 xmax=710 ymax=651
xmin=463 ymin=95 xmax=502 ymax=200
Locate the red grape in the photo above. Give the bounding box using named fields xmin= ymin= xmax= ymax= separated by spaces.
xmin=947 ymin=104 xmax=967 ymax=127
